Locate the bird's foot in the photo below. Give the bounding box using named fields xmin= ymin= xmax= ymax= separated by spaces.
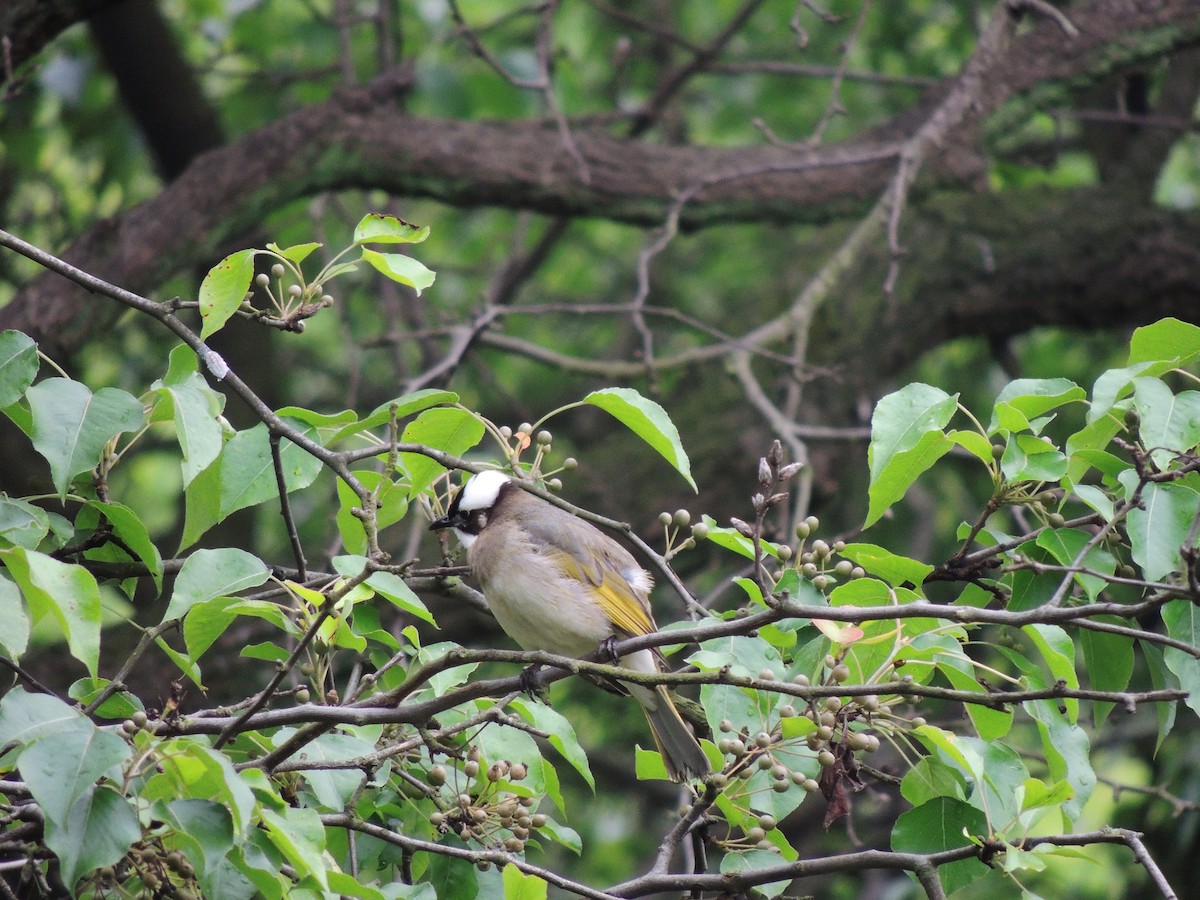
xmin=519 ymin=663 xmax=548 ymax=700
xmin=598 ymin=635 xmax=622 ymax=665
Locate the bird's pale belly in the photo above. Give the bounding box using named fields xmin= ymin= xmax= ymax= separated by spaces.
xmin=479 ymin=564 xmax=613 ymax=658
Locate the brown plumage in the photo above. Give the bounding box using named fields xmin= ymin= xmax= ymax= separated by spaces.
xmin=431 ymin=470 xmax=710 ymax=782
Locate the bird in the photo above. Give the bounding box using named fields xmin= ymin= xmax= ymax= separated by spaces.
xmin=430 ymin=469 xmax=710 ymax=782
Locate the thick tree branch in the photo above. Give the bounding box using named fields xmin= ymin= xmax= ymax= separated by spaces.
xmin=4 ymin=0 xmax=1198 ymax=352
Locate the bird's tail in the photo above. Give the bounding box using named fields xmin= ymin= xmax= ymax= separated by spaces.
xmin=625 ymin=681 xmax=711 ymax=782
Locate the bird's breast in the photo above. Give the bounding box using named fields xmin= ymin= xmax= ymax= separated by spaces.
xmin=470 ymin=533 xmax=614 ymax=656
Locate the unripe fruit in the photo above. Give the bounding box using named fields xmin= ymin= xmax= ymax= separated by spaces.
xmin=691 ymin=522 xmax=709 ymax=540
xmin=255 ymin=273 xmax=270 ymax=287
xmin=271 ymin=263 xmax=285 ymax=278
xmin=719 ymin=718 xmax=734 ymax=733
xmin=673 ymin=509 xmax=691 ymax=527
xmin=464 ymin=760 xmax=480 ymax=778
xmin=758 ymin=813 xmax=777 ymax=830
xmin=428 ymin=765 xmax=447 ymax=786
xmin=659 ymin=512 xmax=673 ymax=527
xmin=804 ymin=515 xmax=819 ymax=531
xmin=294 ymin=688 xmax=310 ymax=704
xmin=510 ymin=763 xmax=528 ymax=781
xmin=754 ymin=731 xmax=772 ymax=748
xmin=536 ymin=430 xmax=552 ymax=445
xmin=817 ymin=749 xmax=836 ymax=767
xmin=831 ymin=664 xmax=850 ymax=683
xmin=518 ymin=423 xmax=533 ymax=435
xmin=563 ymin=457 xmax=578 ymax=470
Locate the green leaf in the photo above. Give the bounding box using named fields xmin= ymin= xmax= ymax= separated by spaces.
xmin=162 ymin=799 xmax=235 ymax=882
xmin=891 ymin=797 xmax=989 ymax=895
xmin=0 ymin=330 xmax=38 ymax=407
xmin=719 ymin=849 xmax=793 ymax=899
xmin=865 ymin=430 xmax=954 ymax=527
xmin=838 ymin=543 xmax=932 ymax=587
xmin=0 ymin=496 xmax=50 ymax=549
xmin=152 ymin=368 xmax=226 ymax=487
xmin=1034 ymin=527 xmax=1115 ymax=601
xmin=89 ymin=500 xmax=164 ymax=590
xmin=1142 ymin=641 xmax=1178 ymax=751
xmin=182 ymin=420 xmax=324 ymax=548
xmin=354 ymin=213 xmax=431 ymax=245
xmin=44 ymin=785 xmax=140 ymax=888
xmin=1 ymin=548 xmax=101 ymax=676
xmin=1000 ymin=433 xmax=1067 ymax=483
xmin=268 ymin=241 xmax=321 ymax=264
xmin=27 ymin=378 xmax=144 ymax=498
xmin=1133 ymin=377 xmax=1200 ymax=467
xmin=868 ymin=383 xmax=957 ymax=478
xmin=280 ymin=731 xmax=377 ymax=810
xmin=1162 ymin=599 xmax=1200 ymax=718
xmin=1119 ymin=471 xmax=1200 ymax=582
xmin=399 ymin=408 xmax=485 ymax=498
xmin=163 ymin=548 xmax=270 ymax=623
xmin=67 ymin=678 xmax=143 ymax=720
xmin=502 ymin=863 xmax=548 ymax=900
xmin=900 ymin=757 xmax=967 ymax=807
xmin=987 ymin=378 xmax=1085 ymax=433
xmin=947 ymin=429 xmax=994 ymax=465
xmin=1128 ymin=317 xmax=1200 ymax=366
xmin=0 ymin=688 xmax=87 ymax=747
xmin=1026 ymin=699 xmax=1092 ymax=824
xmin=158 ymin=738 xmax=256 ymax=834
xmin=510 ymin=696 xmax=595 ymax=789
xmin=327 ymin=389 xmax=458 ymax=445
xmin=184 ymin=596 xmax=295 ymax=662
xmin=332 ymin=556 xmax=434 ymax=625
xmin=582 ymin=388 xmax=696 ymax=491
xmin=19 ymin=725 xmax=130 ymax=827
xmin=939 ymin=665 xmax=1013 ymax=741
xmin=1077 ymin=622 xmax=1133 ymax=727
xmin=0 ymin=576 xmax=29 ymax=661
xmin=260 ymin=806 xmax=328 ymax=890
xmin=336 ymin=471 xmax=409 ymax=555
xmin=199 ymin=248 xmax=257 ymax=339
xmin=1022 ymin=624 xmax=1079 ymax=723
xmin=696 ymin=515 xmax=786 ymax=560
xmin=361 ymin=248 xmax=436 ymax=294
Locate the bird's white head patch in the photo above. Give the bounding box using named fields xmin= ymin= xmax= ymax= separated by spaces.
xmin=457 ymin=469 xmax=512 ymax=512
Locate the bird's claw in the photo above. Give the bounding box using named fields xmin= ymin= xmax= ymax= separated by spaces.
xmin=599 ymin=635 xmax=621 ymax=664
xmin=519 ymin=663 xmax=548 ymax=700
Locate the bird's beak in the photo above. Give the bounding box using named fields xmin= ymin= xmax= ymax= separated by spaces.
xmin=429 ymin=512 xmax=456 ymax=531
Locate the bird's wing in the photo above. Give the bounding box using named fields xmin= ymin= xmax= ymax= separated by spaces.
xmin=542 ymin=545 xmax=657 ymax=637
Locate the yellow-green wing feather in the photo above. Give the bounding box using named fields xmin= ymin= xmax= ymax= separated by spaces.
xmin=546 ymin=546 xmax=656 ymax=637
